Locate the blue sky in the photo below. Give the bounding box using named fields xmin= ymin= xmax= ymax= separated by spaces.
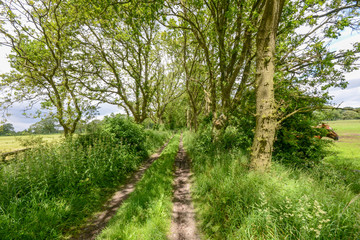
xmin=1 ymin=30 xmax=359 ymax=131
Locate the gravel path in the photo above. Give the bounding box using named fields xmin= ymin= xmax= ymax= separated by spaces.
xmin=70 ymin=140 xmax=171 ymax=240
xmin=169 ymin=136 xmax=200 ymax=240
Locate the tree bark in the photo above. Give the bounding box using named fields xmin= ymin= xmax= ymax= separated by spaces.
xmin=250 ymin=0 xmax=285 ymax=172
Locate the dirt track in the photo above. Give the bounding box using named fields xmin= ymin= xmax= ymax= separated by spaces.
xmin=169 ymin=136 xmax=200 ymax=240
xmin=70 ymin=140 xmax=171 ymax=240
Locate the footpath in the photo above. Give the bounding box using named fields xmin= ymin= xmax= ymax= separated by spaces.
xmin=169 ymin=136 xmax=200 ymax=240
xmin=71 ymin=134 xmax=200 ymax=240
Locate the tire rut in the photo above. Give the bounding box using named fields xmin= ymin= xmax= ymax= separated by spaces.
xmin=69 ymin=138 xmax=172 ymax=240
xmin=169 ymin=135 xmax=200 ymax=240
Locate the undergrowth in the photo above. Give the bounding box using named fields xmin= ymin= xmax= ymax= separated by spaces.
xmin=183 ymin=131 xmax=360 ymax=240
xmin=0 ymin=116 xmax=170 ymax=240
xmin=97 ymin=135 xmax=180 ymax=240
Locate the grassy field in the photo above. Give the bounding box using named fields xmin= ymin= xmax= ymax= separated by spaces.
xmin=325 ymin=120 xmax=360 ymax=169
xmin=0 ymin=134 xmax=63 ymax=153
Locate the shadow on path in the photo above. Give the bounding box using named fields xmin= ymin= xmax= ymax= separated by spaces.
xmin=70 ymin=139 xmax=172 ymax=240
xmin=169 ymin=135 xmax=200 ymax=240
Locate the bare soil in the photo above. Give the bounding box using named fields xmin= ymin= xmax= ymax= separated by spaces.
xmin=169 ymin=136 xmax=200 ymax=240
xmin=69 ymin=140 xmax=171 ymax=240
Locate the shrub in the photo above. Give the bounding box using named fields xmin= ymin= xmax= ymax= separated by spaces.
xmin=273 ymin=115 xmax=332 ymax=167
xmin=103 ymin=114 xmax=147 ymax=158
xmin=16 ymin=135 xmax=45 ymax=148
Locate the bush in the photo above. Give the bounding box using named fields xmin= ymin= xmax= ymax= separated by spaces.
xmin=16 ymin=135 xmax=45 ymax=148
xmin=273 ymin=114 xmax=332 ymax=168
xmin=103 ymin=114 xmax=147 ymax=158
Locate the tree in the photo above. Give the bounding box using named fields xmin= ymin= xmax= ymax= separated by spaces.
xmin=28 ymin=117 xmax=58 ymax=134
xmin=250 ymin=0 xmax=360 ymax=171
xmin=76 ymin=0 xmax=165 ymax=123
xmin=164 ymin=0 xmax=263 ymax=132
xmin=249 ymin=0 xmax=285 ymax=171
xmin=148 ymin=31 xmax=185 ymax=125
xmin=0 ymin=123 xmax=15 ymax=136
xmin=0 ymin=0 xmax=97 ymax=137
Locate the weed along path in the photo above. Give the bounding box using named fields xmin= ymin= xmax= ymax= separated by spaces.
xmin=169 ymin=135 xmax=200 ymax=240
xmin=71 ymin=138 xmax=172 ymax=240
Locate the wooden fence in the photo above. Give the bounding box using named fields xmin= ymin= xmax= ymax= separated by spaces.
xmin=1 ymin=148 xmax=32 ymax=161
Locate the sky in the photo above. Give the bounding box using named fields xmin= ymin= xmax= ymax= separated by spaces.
xmin=1 ymin=29 xmax=360 ymax=131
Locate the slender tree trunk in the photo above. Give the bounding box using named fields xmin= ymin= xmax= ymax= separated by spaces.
xmin=250 ymin=0 xmax=285 ymax=172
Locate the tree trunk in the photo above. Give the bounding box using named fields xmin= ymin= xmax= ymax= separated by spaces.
xmin=250 ymin=0 xmax=285 ymax=172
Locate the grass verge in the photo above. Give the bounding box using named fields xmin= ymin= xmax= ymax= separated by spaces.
xmin=96 ymin=134 xmax=180 ymax=240
xmin=183 ymin=131 xmax=360 ymax=240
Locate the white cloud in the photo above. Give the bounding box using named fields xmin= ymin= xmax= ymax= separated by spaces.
xmin=94 ymin=103 xmax=124 ymax=121
xmin=329 ymin=86 xmax=360 ymax=108
xmin=0 ymin=46 xmax=11 ymax=74
xmin=330 ymin=34 xmax=360 ymax=51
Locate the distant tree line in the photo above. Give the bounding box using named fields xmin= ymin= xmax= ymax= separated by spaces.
xmin=0 ymin=123 xmax=15 ymax=136
xmin=0 ymin=117 xmax=60 ymax=136
xmin=314 ymin=107 xmax=360 ymax=121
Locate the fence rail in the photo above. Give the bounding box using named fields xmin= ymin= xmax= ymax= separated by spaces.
xmin=1 ymin=148 xmax=32 ymax=161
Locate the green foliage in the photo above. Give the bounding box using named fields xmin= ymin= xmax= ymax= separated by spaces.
xmin=189 ymin=124 xmax=213 ymax=153
xmin=273 ymin=114 xmax=332 ymax=167
xmin=0 ymin=0 xmax=97 ymax=136
xmin=0 ymin=119 xmax=169 ymax=239
xmin=193 ymin=123 xmax=251 ymax=154
xmin=314 ymin=108 xmax=360 ymax=121
xmin=143 ymin=129 xmax=171 ymax=155
xmin=16 ymin=135 xmax=45 ymax=148
xmin=28 ymin=117 xmax=59 ymax=134
xmin=183 ymin=131 xmax=360 ymax=240
xmin=103 ymin=114 xmax=147 ymax=158
xmin=227 ymin=108 xmax=256 ymax=152
xmin=0 ymin=123 xmax=15 ymax=136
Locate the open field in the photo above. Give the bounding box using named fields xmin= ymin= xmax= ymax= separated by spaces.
xmin=0 ymin=134 xmax=63 ymax=153
xmin=326 ymin=120 xmax=360 ymax=169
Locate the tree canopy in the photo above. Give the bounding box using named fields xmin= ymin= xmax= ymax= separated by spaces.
xmin=1 ymin=0 xmax=359 ymax=170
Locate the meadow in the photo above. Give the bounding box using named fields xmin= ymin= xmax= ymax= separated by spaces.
xmin=326 ymin=120 xmax=360 ymax=169
xmin=0 ymin=134 xmax=62 ymax=153
xmin=1 ymin=119 xmax=359 ymax=239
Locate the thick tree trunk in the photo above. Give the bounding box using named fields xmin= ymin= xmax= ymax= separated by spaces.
xmin=250 ymin=0 xmax=285 ymax=172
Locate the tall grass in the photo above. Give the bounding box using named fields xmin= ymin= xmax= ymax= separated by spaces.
xmin=183 ymin=131 xmax=360 ymax=239
xmin=0 ymin=129 xmax=169 ymax=239
xmin=97 ymin=135 xmax=180 ymax=240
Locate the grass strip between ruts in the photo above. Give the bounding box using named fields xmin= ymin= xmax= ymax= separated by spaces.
xmin=96 ymin=134 xmax=180 ymax=240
